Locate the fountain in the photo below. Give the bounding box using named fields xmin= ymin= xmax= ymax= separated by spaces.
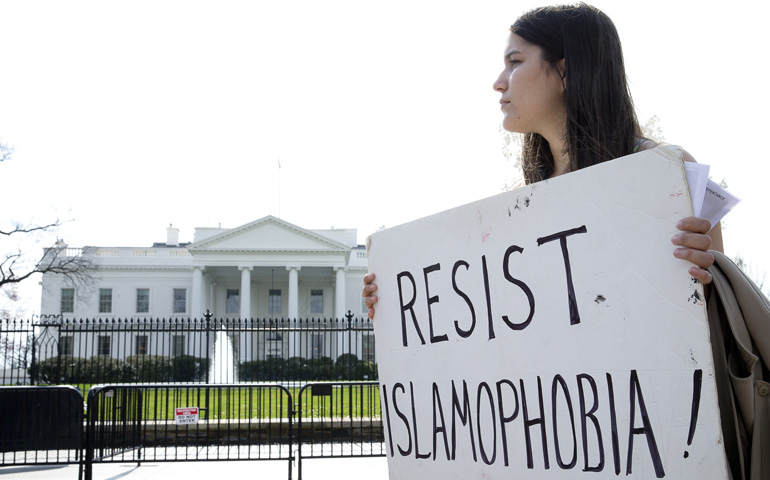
xmin=207 ymin=314 xmax=238 ymax=383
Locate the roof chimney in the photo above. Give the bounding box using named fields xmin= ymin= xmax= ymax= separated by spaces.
xmin=167 ymin=224 xmax=179 ymax=247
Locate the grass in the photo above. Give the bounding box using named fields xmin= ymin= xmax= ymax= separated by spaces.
xmin=83 ymin=383 xmax=382 ymax=421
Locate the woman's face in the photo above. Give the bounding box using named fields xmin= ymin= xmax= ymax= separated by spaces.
xmin=493 ymin=33 xmax=565 ymax=138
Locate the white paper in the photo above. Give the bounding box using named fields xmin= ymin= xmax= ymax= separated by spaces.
xmin=701 ymin=179 xmax=742 ymax=227
xmin=683 ymin=160 xmax=740 ymax=227
xmin=685 ymin=162 xmax=709 ymax=217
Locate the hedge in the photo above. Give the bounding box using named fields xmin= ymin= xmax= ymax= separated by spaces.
xmin=238 ymin=354 xmax=377 ymax=382
xmin=29 ymin=354 xmax=209 ymax=384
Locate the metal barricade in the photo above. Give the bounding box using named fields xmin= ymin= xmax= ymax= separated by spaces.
xmin=84 ymin=383 xmax=294 ymax=480
xmin=1 ymin=381 xmax=387 ymax=478
xmin=0 ymin=386 xmax=84 ymax=475
xmin=296 ymin=381 xmax=385 ymax=479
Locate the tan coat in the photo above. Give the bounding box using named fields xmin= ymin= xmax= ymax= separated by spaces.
xmin=707 ymin=252 xmax=770 ymax=480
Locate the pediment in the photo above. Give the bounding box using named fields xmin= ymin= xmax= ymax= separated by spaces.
xmin=187 ymin=216 xmax=349 ymax=253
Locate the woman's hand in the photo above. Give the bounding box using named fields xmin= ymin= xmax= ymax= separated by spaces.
xmin=362 ymin=273 xmax=378 ymax=320
xmin=672 ymin=216 xmax=719 ymax=284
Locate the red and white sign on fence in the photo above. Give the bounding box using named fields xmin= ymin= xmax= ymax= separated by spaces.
xmin=174 ymin=407 xmax=199 ymax=425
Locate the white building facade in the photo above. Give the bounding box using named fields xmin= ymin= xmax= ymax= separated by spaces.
xmin=36 ymin=217 xmax=374 ymax=372
xmin=40 ymin=216 xmax=369 ymax=321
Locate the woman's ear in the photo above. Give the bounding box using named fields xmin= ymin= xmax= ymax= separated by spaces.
xmin=557 ymin=58 xmax=566 ymax=87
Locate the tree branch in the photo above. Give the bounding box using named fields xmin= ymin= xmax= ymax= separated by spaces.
xmin=0 ymin=140 xmax=12 ymax=163
xmin=0 ymin=245 xmax=96 ymax=290
xmin=0 ymin=220 xmax=63 ymax=237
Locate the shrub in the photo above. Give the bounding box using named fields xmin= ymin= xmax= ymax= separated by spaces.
xmin=357 ymin=360 xmax=378 ymax=380
xmin=171 ymin=355 xmax=208 ymax=382
xmin=29 ymin=356 xmax=88 ymax=384
xmin=237 ymin=357 xmax=286 ymax=381
xmin=308 ymin=356 xmax=334 ymax=380
xmin=124 ymin=355 xmax=173 ymax=382
xmin=335 ymin=353 xmax=359 ymax=380
xmin=238 ymin=360 xmax=261 ymax=381
xmin=83 ymin=356 xmax=125 ymax=383
xmin=261 ymin=357 xmax=286 ymax=381
xmin=286 ymin=356 xmax=310 ymax=380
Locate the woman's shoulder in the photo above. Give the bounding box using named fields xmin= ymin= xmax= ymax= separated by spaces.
xmin=636 ymin=139 xmax=697 ymax=163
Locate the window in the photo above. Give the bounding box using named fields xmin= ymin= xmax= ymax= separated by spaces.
xmin=136 ymin=288 xmax=150 ymax=314
xmin=135 ymin=335 xmax=148 ymax=355
xmin=311 ymin=333 xmax=325 ymax=359
xmin=59 ymin=336 xmax=74 ymax=356
xmin=61 ymin=288 xmax=74 ymax=313
xmin=269 ymin=289 xmax=281 ymax=314
xmin=266 ymin=332 xmax=282 ymax=358
xmin=172 ymin=335 xmax=185 ymax=356
xmin=98 ymin=336 xmax=111 ymax=356
xmin=98 ymin=289 xmax=112 ymax=314
xmin=362 ymin=297 xmax=368 ymax=315
xmin=362 ymin=333 xmax=376 ymax=363
xmin=173 ymin=288 xmax=187 ymax=314
xmin=226 ymin=289 xmax=240 ymax=314
xmin=310 ymin=289 xmax=324 ymax=315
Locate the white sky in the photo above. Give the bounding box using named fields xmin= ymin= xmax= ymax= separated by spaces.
xmin=2 ymin=0 xmax=769 ymax=314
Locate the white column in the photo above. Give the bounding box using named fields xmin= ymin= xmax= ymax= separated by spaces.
xmin=192 ymin=266 xmax=204 ymax=319
xmin=287 ymin=266 xmax=300 ymax=319
xmin=202 ymin=274 xmax=210 ymax=312
xmin=239 ymin=266 xmax=252 ymax=319
xmin=335 ymin=266 xmax=346 ymax=320
xmin=209 ymin=282 xmax=216 ymax=314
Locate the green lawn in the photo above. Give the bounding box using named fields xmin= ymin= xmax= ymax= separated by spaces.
xmin=84 ymin=383 xmax=382 ymax=421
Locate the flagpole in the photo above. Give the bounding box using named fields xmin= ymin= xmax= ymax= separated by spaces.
xmin=277 ymin=157 xmax=281 ymax=219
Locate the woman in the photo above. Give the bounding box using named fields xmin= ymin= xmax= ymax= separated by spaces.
xmin=363 ymin=3 xmax=722 ymax=319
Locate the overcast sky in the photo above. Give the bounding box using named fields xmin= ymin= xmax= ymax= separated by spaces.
xmin=2 ymin=0 xmax=768 ymax=314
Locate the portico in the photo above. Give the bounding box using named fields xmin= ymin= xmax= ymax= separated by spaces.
xmin=187 ymin=216 xmax=354 ymax=320
xmin=39 ymin=215 xmax=368 ymax=324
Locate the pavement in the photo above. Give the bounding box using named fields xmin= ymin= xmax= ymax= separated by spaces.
xmin=0 ymin=456 xmax=390 ymax=480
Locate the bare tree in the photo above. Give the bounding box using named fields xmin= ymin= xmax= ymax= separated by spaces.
xmin=1 ymin=139 xmax=96 ymax=295
xmin=0 ymin=140 xmax=13 ymax=164
xmin=732 ymin=254 xmax=769 ymax=297
xmin=641 ymin=114 xmax=666 ymax=144
xmin=1 ymin=283 xmax=22 ymax=320
xmin=500 ymin=126 xmax=524 ymax=191
xmin=1 ymin=283 xmax=34 ymax=374
xmin=0 ymin=220 xmax=96 ymax=288
xmin=0 ymin=329 xmax=33 ymax=370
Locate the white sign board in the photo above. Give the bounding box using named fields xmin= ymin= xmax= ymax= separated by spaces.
xmin=367 ymin=147 xmax=728 ymax=479
xmin=175 ymin=407 xmax=200 ymax=425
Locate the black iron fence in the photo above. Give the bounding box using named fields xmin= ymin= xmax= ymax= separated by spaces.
xmin=296 ymin=381 xmax=385 ymax=478
xmin=84 ymin=383 xmax=297 ymax=480
xmin=1 ymin=313 xmax=378 ymax=394
xmin=1 ymin=315 xmax=386 ymax=477
xmin=2 ymin=382 xmax=386 ymax=479
xmin=0 ymin=386 xmax=84 ymax=469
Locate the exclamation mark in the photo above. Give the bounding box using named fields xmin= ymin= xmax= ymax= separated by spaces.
xmin=683 ymin=369 xmax=703 ymax=459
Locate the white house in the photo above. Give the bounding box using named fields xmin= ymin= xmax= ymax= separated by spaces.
xmin=40 ymin=216 xmax=369 ymax=321
xmin=36 ymin=217 xmax=374 ymax=370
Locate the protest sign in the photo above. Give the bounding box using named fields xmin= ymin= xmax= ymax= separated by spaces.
xmin=367 ymin=146 xmax=728 ymax=479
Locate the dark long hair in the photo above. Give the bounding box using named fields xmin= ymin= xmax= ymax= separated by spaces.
xmin=511 ymin=3 xmax=643 ymax=184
